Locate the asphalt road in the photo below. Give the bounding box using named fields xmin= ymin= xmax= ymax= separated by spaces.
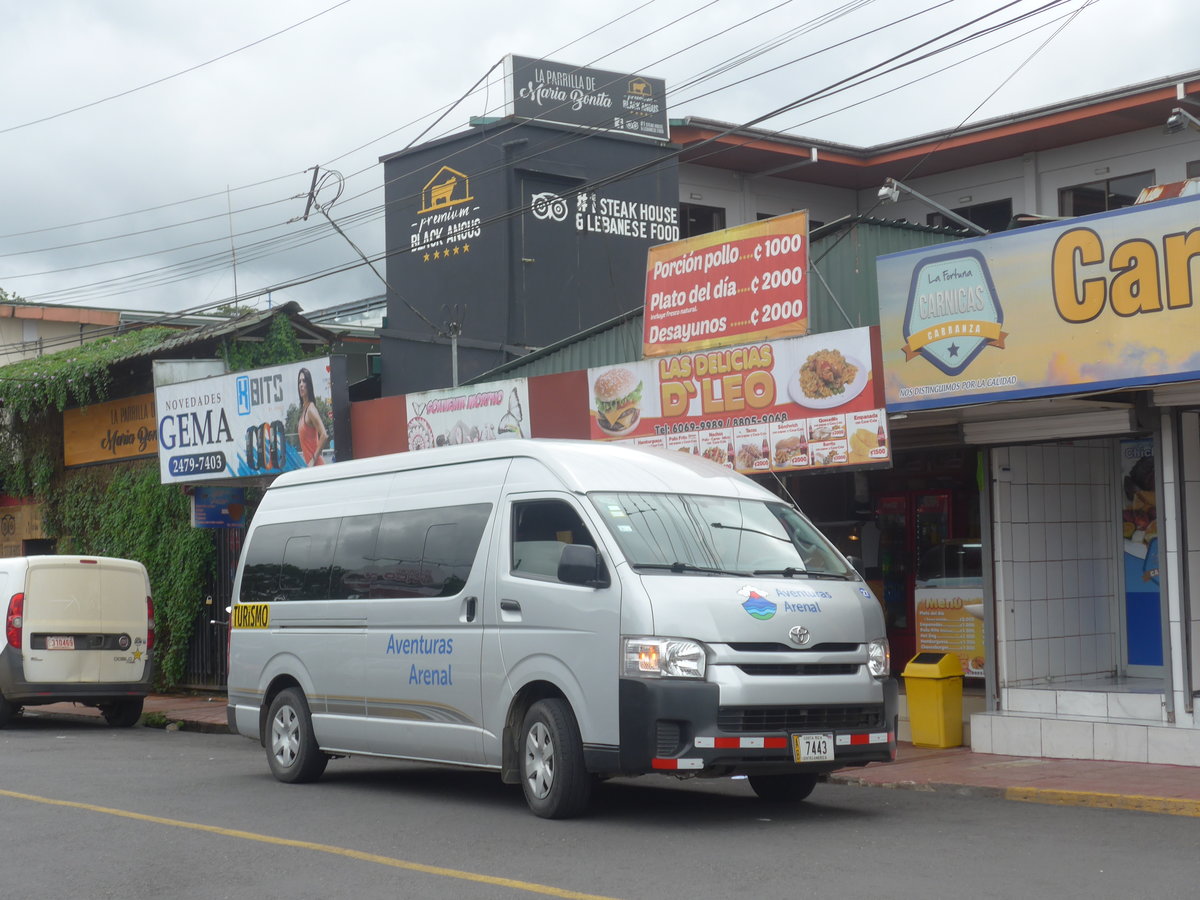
xmin=2 ymin=714 xmax=1197 ymax=899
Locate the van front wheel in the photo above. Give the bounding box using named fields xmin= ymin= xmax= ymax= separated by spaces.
xmin=519 ymin=698 xmax=591 ymax=819
xmin=266 ymin=688 xmax=328 ymax=784
xmin=101 ymin=698 xmax=144 ymax=727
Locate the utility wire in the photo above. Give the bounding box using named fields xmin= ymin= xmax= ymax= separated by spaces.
xmin=0 ymin=0 xmax=357 ymax=136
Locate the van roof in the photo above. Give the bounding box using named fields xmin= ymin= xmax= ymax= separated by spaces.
xmin=268 ymin=439 xmax=778 ymax=501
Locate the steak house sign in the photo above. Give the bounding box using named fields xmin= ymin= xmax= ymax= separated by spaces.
xmin=505 ymin=55 xmax=669 ymax=142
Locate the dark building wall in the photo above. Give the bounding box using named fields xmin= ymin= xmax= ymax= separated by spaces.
xmin=380 ymin=121 xmax=679 ymax=394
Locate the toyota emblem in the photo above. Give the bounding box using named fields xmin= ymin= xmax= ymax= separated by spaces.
xmin=788 ymin=625 xmax=811 ymax=646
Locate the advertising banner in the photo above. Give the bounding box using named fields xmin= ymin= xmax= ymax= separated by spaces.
xmin=587 ymin=327 xmax=890 ymax=474
xmin=878 ymin=193 xmax=1200 ymax=412
xmin=914 ymin=587 xmax=986 ymax=677
xmin=505 ymin=55 xmax=668 ymax=142
xmin=405 ymin=379 xmax=530 ymax=451
xmin=155 ymin=358 xmax=334 ymax=484
xmin=1120 ymin=438 xmax=1162 ymax=667
xmin=63 ymin=392 xmax=158 ymax=467
xmin=190 ymin=487 xmax=247 ymax=528
xmin=644 ymin=210 xmax=809 ymax=357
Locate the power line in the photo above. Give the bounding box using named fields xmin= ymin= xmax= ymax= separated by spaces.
xmin=0 ymin=0 xmax=357 ymax=136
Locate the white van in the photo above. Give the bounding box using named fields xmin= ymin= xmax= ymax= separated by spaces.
xmin=1 ymin=555 xmax=155 ymax=727
xmin=227 ymin=440 xmax=897 ymax=818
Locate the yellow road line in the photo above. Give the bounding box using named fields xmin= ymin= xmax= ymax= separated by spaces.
xmin=0 ymin=788 xmax=622 ymax=899
xmin=1006 ymin=786 xmax=1200 ymax=818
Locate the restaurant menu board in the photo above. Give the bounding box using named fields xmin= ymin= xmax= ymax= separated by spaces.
xmin=915 ymin=588 xmax=986 ymax=677
xmin=643 ymin=210 xmax=809 ymax=357
xmin=588 ymin=327 xmax=890 ymax=474
xmin=405 ymin=379 xmax=530 ymax=451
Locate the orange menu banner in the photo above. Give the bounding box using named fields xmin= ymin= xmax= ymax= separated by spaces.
xmin=589 ymin=327 xmax=891 ymax=474
xmin=643 ymin=210 xmax=809 ymax=357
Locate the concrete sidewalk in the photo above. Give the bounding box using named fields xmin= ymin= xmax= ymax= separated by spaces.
xmin=20 ymin=693 xmax=1200 ymax=818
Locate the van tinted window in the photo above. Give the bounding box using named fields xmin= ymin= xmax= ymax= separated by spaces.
xmin=374 ymin=504 xmax=491 ymax=598
xmin=331 ymin=514 xmax=381 ymax=599
xmin=241 ymin=504 xmax=491 ymax=603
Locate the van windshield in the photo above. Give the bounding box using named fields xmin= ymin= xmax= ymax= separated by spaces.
xmin=590 ymin=492 xmax=855 ymax=579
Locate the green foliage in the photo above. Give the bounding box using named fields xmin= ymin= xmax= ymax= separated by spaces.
xmin=221 ymin=315 xmax=306 ymax=372
xmin=1 ymin=286 xmax=29 ymax=304
xmin=0 ymin=326 xmax=174 ymax=423
xmin=50 ymin=463 xmax=215 ymax=688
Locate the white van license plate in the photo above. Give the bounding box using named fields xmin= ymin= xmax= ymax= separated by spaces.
xmin=46 ymin=636 xmax=75 ymax=650
xmin=791 ymin=732 xmax=834 ymax=762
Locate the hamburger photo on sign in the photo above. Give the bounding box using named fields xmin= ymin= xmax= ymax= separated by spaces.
xmin=593 ymin=366 xmax=644 ymax=436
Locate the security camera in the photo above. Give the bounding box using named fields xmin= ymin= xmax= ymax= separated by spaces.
xmin=1164 ymin=111 xmax=1186 ymax=135
xmin=877 ymin=182 xmax=900 ymax=203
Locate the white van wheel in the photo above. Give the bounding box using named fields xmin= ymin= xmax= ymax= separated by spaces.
xmin=266 ymin=688 xmax=328 ymax=784
xmin=519 ymin=699 xmax=591 ymax=819
xmin=101 ymin=698 xmax=143 ymax=728
xmin=748 ymin=773 xmax=819 ymax=803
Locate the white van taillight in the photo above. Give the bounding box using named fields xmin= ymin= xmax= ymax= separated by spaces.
xmin=6 ymin=593 xmax=23 ymax=648
xmin=146 ymin=596 xmax=156 ymax=652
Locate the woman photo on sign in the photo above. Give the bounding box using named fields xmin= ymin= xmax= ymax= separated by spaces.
xmin=296 ymin=367 xmax=329 ymax=466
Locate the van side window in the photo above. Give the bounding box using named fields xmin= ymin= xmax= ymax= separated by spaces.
xmin=374 ymin=503 xmax=491 ymax=598
xmin=511 ymin=500 xmax=598 ymax=581
xmin=240 ymin=524 xmax=290 ymax=603
xmin=279 ymin=518 xmax=338 ymax=601
xmin=331 ymin=514 xmax=381 ymax=599
xmin=241 ymin=505 xmax=491 ymax=603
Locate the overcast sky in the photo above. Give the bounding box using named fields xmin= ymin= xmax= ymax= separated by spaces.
xmin=1 ymin=0 xmax=1196 ymax=317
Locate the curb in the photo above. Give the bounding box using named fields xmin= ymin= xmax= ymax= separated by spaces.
xmin=827 ymin=772 xmax=1200 ymax=818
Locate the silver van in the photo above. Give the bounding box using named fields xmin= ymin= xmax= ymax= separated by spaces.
xmin=1 ymin=555 xmax=155 ymax=727
xmin=227 ymin=440 xmax=897 ymax=817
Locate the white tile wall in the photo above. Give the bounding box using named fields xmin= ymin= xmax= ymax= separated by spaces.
xmin=1042 ymin=718 xmax=1094 ymax=759
xmin=1094 ymin=723 xmax=1149 ymax=763
xmin=992 ymin=440 xmax=1117 ymax=687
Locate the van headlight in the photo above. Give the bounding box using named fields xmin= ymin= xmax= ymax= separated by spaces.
xmin=867 ymin=638 xmax=890 ymax=678
xmin=623 ymin=637 xmax=706 ymax=679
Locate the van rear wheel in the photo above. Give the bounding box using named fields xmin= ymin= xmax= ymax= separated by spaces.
xmin=519 ymin=698 xmax=591 ymax=819
xmin=101 ymin=698 xmax=144 ymax=728
xmin=266 ymin=688 xmax=328 ymax=784
xmin=748 ymin=772 xmax=819 ymax=803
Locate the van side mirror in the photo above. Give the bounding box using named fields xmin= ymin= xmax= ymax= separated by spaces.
xmin=846 ymin=554 xmax=865 ymax=577
xmin=558 ymin=544 xmax=607 ymax=587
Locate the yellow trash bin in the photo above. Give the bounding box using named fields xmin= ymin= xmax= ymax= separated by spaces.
xmin=902 ymin=652 xmax=964 ymax=748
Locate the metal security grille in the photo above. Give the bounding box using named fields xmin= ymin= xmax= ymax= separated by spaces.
xmin=717 ymin=704 xmax=885 ymax=733
xmin=183 ymin=526 xmax=242 ymax=689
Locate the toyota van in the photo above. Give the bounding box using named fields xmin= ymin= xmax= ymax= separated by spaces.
xmin=227 ymin=439 xmax=897 ymax=818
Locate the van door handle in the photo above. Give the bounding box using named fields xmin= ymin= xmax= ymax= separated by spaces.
xmin=464 ymin=596 xmax=477 ymax=622
xmin=500 ymin=599 xmax=521 ymax=612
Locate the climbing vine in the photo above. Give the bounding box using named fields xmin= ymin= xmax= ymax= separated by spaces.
xmin=1 ymin=313 xmax=321 ymax=689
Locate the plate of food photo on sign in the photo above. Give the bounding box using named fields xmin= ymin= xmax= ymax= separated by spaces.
xmin=788 ymin=347 xmax=868 ymax=410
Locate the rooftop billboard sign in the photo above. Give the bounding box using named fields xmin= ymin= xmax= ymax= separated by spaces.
xmin=504 ymin=55 xmax=668 ymax=142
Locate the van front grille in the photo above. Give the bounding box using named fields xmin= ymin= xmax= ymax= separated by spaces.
xmin=655 ymin=721 xmax=683 ymax=756
xmin=736 ymin=664 xmax=860 ymax=676
xmin=718 ymin=704 xmax=885 ymax=733
xmin=726 ymin=642 xmax=859 ymax=653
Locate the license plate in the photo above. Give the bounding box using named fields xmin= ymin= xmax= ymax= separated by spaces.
xmin=792 ymin=732 xmax=835 ymax=762
xmin=46 ymin=636 xmax=75 ymax=650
